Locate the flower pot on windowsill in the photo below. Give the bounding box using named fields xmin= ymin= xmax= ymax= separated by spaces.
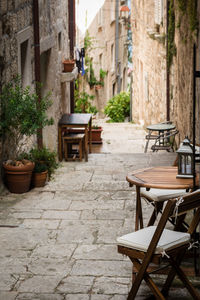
xmin=63 ymin=60 xmax=75 ymax=72
xmin=95 ymin=84 xmax=102 ymax=91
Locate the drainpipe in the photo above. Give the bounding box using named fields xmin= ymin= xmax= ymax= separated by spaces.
xmin=166 ymin=0 xmax=170 ymax=121
xmin=68 ymin=0 xmax=76 ymax=113
xmin=115 ymin=0 xmax=120 ymax=93
xmin=33 ymin=0 xmax=43 ymax=148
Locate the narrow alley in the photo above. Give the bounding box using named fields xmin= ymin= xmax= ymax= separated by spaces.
xmin=0 ymin=122 xmax=199 ymax=299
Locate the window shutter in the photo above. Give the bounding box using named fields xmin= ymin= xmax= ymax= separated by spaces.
xmin=154 ymin=0 xmax=163 ymax=25
xmin=98 ymin=8 xmax=104 ymax=27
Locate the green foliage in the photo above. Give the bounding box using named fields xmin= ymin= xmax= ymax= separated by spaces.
xmin=177 ymin=0 xmax=198 ymax=33
xmin=34 ymin=163 xmax=48 ymax=173
xmin=168 ymin=0 xmax=176 ymax=70
xmin=29 ymin=147 xmax=59 ymax=179
xmin=74 ymin=89 xmax=98 ymax=114
xmin=83 ymin=31 xmax=106 ymax=88
xmin=0 ymin=76 xmax=54 ymax=157
xmin=104 ymin=92 xmax=130 ymax=123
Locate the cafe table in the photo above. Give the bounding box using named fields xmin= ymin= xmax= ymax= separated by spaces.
xmin=58 ymin=113 xmax=92 ymax=162
xmin=145 ymin=123 xmax=176 ymax=153
xmin=126 ymin=166 xmax=198 ymax=231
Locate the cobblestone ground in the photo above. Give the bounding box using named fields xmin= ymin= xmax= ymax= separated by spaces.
xmin=0 ymin=122 xmax=199 ymax=299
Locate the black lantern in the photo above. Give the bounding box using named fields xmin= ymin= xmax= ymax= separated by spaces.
xmin=176 ymin=137 xmax=194 ymax=178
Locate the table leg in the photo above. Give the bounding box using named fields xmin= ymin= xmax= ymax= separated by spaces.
xmin=144 ymin=130 xmax=152 ymax=153
xmin=85 ymin=126 xmax=88 ymax=162
xmin=58 ymin=126 xmax=62 ymax=161
xmin=89 ymin=118 xmax=92 ymax=153
xmin=135 ymin=186 xmax=143 ymax=231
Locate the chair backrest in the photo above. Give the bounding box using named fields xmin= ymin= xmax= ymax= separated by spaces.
xmin=145 ymin=190 xmax=200 ymax=259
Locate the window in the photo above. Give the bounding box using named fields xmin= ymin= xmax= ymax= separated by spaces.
xmin=111 ymin=44 xmax=115 ymax=72
xmin=154 ymin=0 xmax=163 ymax=25
xmin=17 ymin=27 xmax=32 ymax=88
xmin=99 ymin=53 xmax=103 ymax=70
xmin=110 ymin=0 xmax=115 ymax=23
xmin=58 ymin=32 xmax=62 ymax=51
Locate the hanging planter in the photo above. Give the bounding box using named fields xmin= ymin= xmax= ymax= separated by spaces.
xmin=63 ymin=59 xmax=75 ymax=72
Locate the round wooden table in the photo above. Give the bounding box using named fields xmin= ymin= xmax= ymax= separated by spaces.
xmin=126 ymin=166 xmax=198 ymax=230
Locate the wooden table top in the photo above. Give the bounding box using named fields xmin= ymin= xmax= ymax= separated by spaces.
xmin=58 ymin=113 xmax=92 ymax=125
xmin=126 ymin=166 xmax=198 ymax=189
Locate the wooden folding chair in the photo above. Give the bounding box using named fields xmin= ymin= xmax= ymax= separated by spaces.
xmin=117 ymin=190 xmax=200 ymax=299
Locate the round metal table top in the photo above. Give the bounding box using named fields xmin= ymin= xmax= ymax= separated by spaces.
xmin=146 ymin=123 xmax=176 ymax=131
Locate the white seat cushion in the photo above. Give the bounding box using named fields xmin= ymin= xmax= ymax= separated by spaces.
xmin=140 ymin=188 xmax=188 ymax=202
xmin=117 ymin=226 xmax=190 ymax=254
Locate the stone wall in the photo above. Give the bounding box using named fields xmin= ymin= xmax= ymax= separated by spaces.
xmin=131 ymin=0 xmax=167 ymax=126
xmin=0 ymin=0 xmax=71 ymax=190
xmin=171 ymin=1 xmax=199 ymax=142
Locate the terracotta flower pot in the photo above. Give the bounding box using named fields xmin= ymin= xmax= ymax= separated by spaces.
xmin=91 ymin=127 xmax=103 ymax=144
xmin=32 ymin=170 xmax=48 ymax=187
xmin=63 ymin=60 xmax=75 ymax=72
xmin=3 ymin=161 xmax=35 ymax=194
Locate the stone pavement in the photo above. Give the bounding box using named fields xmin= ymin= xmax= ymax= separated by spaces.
xmin=0 ymin=122 xmax=199 ymax=300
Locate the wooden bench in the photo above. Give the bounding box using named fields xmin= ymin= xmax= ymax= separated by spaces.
xmin=62 ymin=133 xmax=85 ymax=161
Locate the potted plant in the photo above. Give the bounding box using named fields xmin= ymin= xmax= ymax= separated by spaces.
xmin=63 ymin=58 xmax=75 ymax=72
xmin=74 ymin=90 xmax=98 ymax=114
xmin=0 ymin=76 xmax=54 ymax=193
xmin=91 ymin=125 xmax=103 ymax=144
xmin=30 ymin=146 xmax=59 ymax=186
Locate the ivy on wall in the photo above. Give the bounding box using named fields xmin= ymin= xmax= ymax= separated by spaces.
xmin=177 ymin=0 xmax=198 ymax=33
xmin=168 ymin=0 xmax=176 ymax=70
xmin=167 ymin=0 xmax=198 ymax=70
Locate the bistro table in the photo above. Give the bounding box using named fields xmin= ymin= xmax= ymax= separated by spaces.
xmin=126 ymin=166 xmax=198 ymax=231
xmin=145 ymin=123 xmax=176 ymax=153
xmin=58 ymin=113 xmax=92 ymax=162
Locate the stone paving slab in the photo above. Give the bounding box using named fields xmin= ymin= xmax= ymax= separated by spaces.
xmin=0 ymin=121 xmax=199 ymax=299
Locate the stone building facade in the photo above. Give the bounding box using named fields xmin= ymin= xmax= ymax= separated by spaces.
xmin=0 ymin=0 xmax=72 ymax=188
xmin=131 ymin=0 xmax=167 ymax=126
xmin=77 ymin=0 xmax=130 ymax=116
xmin=131 ymin=0 xmax=200 ymax=143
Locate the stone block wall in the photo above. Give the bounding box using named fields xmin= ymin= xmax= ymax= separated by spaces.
xmin=0 ymin=0 xmax=71 ymax=190
xmin=131 ymin=0 xmax=167 ymax=126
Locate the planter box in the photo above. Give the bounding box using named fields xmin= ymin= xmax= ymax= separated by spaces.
xmin=91 ymin=127 xmax=103 ymax=144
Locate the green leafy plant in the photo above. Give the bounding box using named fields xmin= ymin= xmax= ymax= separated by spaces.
xmin=29 ymin=147 xmax=59 ymax=179
xmin=0 ymin=75 xmax=54 ymax=159
xmin=104 ymin=92 xmax=130 ymax=122
xmin=75 ymin=91 xmax=98 ymax=115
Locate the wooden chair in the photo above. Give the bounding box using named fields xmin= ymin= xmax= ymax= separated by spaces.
xmin=140 ymin=156 xmax=189 ymax=227
xmin=117 ymin=190 xmax=200 ymax=299
xmin=62 ymin=133 xmax=85 ymax=161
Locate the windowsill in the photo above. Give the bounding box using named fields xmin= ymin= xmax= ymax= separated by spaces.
xmin=60 ymin=67 xmax=78 ymax=83
xmin=146 ymin=28 xmax=165 ymax=45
